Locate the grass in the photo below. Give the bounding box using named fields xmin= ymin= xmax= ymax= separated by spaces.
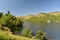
xmin=0 ymin=30 xmax=37 ymax=40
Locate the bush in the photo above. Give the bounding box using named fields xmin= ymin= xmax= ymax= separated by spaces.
xmin=21 ymin=27 xmax=33 ymax=38
xmin=1 ymin=11 xmax=23 ymax=33
xmin=35 ymin=30 xmax=47 ymax=40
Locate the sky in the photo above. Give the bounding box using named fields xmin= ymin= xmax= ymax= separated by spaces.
xmin=0 ymin=0 xmax=60 ymax=16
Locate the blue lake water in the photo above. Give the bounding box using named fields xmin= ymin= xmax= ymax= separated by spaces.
xmin=23 ymin=21 xmax=60 ymax=40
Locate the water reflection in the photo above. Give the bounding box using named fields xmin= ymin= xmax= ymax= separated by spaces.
xmin=23 ymin=22 xmax=60 ymax=40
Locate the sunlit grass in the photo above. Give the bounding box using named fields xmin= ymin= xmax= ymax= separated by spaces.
xmin=0 ymin=30 xmax=37 ymax=40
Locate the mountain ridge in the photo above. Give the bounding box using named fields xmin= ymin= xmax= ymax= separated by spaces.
xmin=19 ymin=11 xmax=60 ymax=19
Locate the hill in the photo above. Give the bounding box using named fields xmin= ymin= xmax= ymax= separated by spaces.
xmin=20 ymin=12 xmax=60 ymax=19
xmin=48 ymin=11 xmax=60 ymax=16
xmin=19 ymin=12 xmax=60 ymax=23
xmin=0 ymin=30 xmax=37 ymax=40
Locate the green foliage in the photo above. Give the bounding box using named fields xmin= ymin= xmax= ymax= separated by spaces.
xmin=1 ymin=27 xmax=11 ymax=32
xmin=27 ymin=16 xmax=47 ymax=23
xmin=21 ymin=27 xmax=33 ymax=38
xmin=27 ymin=13 xmax=60 ymax=23
xmin=35 ymin=30 xmax=47 ymax=40
xmin=0 ymin=30 xmax=38 ymax=40
xmin=0 ymin=11 xmax=48 ymax=40
xmin=0 ymin=11 xmax=23 ymax=33
xmin=0 ymin=12 xmax=3 ymax=18
xmin=28 ymin=31 xmax=33 ymax=38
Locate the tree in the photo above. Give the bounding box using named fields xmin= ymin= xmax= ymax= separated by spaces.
xmin=7 ymin=11 xmax=10 ymax=14
xmin=1 ymin=11 xmax=23 ymax=34
xmin=35 ymin=30 xmax=47 ymax=40
xmin=21 ymin=27 xmax=33 ymax=38
xmin=0 ymin=12 xmax=3 ymax=18
xmin=28 ymin=30 xmax=33 ymax=38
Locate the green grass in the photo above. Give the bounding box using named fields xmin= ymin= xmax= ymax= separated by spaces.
xmin=0 ymin=30 xmax=37 ymax=40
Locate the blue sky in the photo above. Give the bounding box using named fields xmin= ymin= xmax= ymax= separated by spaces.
xmin=0 ymin=0 xmax=60 ymax=16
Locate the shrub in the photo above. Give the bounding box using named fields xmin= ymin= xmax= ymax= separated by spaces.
xmin=21 ymin=27 xmax=33 ymax=38
xmin=35 ymin=30 xmax=47 ymax=40
xmin=1 ymin=11 xmax=23 ymax=33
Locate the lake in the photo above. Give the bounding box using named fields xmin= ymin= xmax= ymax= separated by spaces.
xmin=23 ymin=21 xmax=60 ymax=40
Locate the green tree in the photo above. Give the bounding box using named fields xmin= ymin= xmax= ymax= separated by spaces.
xmin=0 ymin=12 xmax=3 ymax=18
xmin=28 ymin=30 xmax=33 ymax=38
xmin=21 ymin=27 xmax=33 ymax=38
xmin=1 ymin=11 xmax=23 ymax=34
xmin=36 ymin=30 xmax=47 ymax=40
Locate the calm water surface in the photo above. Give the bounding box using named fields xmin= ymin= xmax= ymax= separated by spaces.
xmin=23 ymin=21 xmax=60 ymax=40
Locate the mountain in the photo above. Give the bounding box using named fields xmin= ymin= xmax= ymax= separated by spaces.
xmin=48 ymin=11 xmax=60 ymax=16
xmin=19 ymin=11 xmax=60 ymax=20
xmin=19 ymin=14 xmax=35 ymax=19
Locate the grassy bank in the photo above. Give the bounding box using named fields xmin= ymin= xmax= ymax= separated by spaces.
xmin=0 ymin=30 xmax=37 ymax=40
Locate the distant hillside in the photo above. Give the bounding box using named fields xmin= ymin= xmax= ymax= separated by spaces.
xmin=19 ymin=11 xmax=60 ymax=23
xmin=19 ymin=12 xmax=60 ymax=20
xmin=19 ymin=14 xmax=35 ymax=19
xmin=48 ymin=11 xmax=60 ymax=16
